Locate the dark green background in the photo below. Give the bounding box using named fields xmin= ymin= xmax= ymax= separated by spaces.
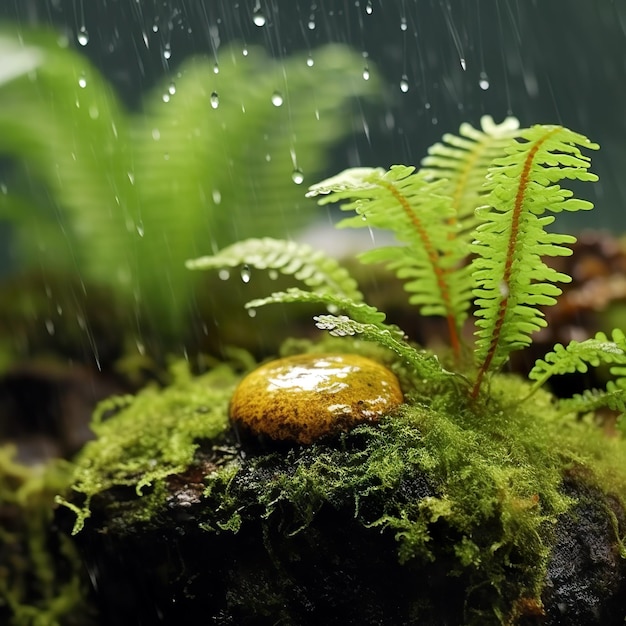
xmin=2 ymin=0 xmax=625 ymax=228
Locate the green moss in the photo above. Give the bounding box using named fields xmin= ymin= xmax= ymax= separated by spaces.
xmin=0 ymin=446 xmax=90 ymax=626
xmin=59 ymin=339 xmax=626 ymax=622
xmin=59 ymin=359 xmax=239 ymax=533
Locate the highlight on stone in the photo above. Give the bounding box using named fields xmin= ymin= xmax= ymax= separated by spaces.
xmin=229 ymin=353 xmax=404 ymax=444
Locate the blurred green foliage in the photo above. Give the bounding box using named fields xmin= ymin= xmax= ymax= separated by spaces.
xmin=0 ymin=28 xmax=377 ymax=337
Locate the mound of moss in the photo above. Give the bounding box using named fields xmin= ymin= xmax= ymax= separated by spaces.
xmin=58 ymin=341 xmax=626 ymax=625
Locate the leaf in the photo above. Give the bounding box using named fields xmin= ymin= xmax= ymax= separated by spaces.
xmin=471 ymin=125 xmax=599 ymax=394
xmin=186 ymin=237 xmax=363 ymax=301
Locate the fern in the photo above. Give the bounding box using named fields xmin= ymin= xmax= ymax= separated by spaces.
xmin=470 ymin=125 xmax=599 ymax=396
xmin=307 ymin=165 xmax=469 ymax=357
xmin=313 ymin=314 xmax=445 ymax=379
xmin=186 ymin=238 xmax=363 ymax=301
xmin=420 ymin=115 xmax=520 ymax=244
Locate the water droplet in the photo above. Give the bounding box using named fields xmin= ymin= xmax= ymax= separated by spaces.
xmin=152 ymin=128 xmax=161 ymax=140
xmin=77 ymin=27 xmax=89 ymax=46
xmin=152 ymin=23 xmax=159 ymax=33
xmin=253 ymin=10 xmax=266 ymax=26
xmin=218 ymin=269 xmax=230 ymax=281
xmin=400 ymin=75 xmax=409 ymax=93
xmin=365 ymin=1 xmax=373 ymax=15
xmin=89 ymin=105 xmax=99 ymax=119
xmin=168 ymin=82 xmax=176 ymax=95
xmin=213 ymin=62 xmax=220 ymax=74
xmin=56 ymin=304 xmax=63 ymax=315
xmin=45 ymin=319 xmax=55 ymax=335
xmin=247 ymin=308 xmax=257 ymax=318
xmin=162 ymin=93 xmax=171 ymax=103
xmin=424 ymin=102 xmax=431 ymax=110
xmin=78 ymin=73 xmax=87 ymax=88
xmin=212 ymin=189 xmax=222 ymax=204
xmin=210 ymin=92 xmax=219 ymax=109
xmin=308 ymin=18 xmax=316 ymax=30
xmin=163 ymin=44 xmax=172 ymax=60
xmin=57 ymin=34 xmax=69 ymax=48
xmin=291 ymin=169 xmax=304 ymax=184
xmin=136 ymin=220 xmax=145 ymax=237
xmin=242 ymin=47 xmax=249 ymax=57
xmin=127 ymin=171 xmax=135 ymax=185
xmin=271 ymin=91 xmax=284 ymax=107
xmin=240 ymin=265 xmax=251 ymax=284
xmin=362 ymin=67 xmax=370 ymax=80
xmin=268 ymin=269 xmax=279 ymax=280
xmin=306 ymin=55 xmax=314 ymax=67
xmin=479 ymin=73 xmax=490 ymax=90
xmin=460 ymin=57 xmax=467 ymax=71
xmin=400 ymin=17 xmax=407 ymax=31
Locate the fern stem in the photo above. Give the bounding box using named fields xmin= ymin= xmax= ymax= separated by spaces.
xmin=471 ymin=127 xmax=561 ymax=399
xmin=378 ymin=180 xmax=462 ymax=359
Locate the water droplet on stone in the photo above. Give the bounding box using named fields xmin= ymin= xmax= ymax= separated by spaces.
xmin=240 ymin=265 xmax=251 ymax=284
xmin=271 ymin=91 xmax=284 ymax=107
xmin=210 ymin=92 xmax=219 ymax=109
xmin=77 ymin=27 xmax=89 ymax=46
xmin=291 ymin=169 xmax=304 ymax=184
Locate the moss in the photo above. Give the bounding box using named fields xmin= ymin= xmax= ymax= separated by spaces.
xmin=60 ymin=339 xmax=626 ymax=623
xmin=0 ymin=446 xmax=91 ymax=626
xmin=59 ymin=359 xmax=240 ymax=533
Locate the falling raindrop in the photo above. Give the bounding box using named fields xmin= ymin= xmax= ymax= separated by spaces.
xmin=152 ymin=23 xmax=159 ymax=33
xmin=271 ymin=91 xmax=284 ymax=107
xmin=291 ymin=168 xmax=304 ymax=184
xmin=212 ymin=189 xmax=222 ymax=204
xmin=168 ymin=82 xmax=176 ymax=95
xmin=163 ymin=44 xmax=172 ymax=60
xmin=218 ymin=269 xmax=230 ymax=281
xmin=253 ymin=10 xmax=266 ymax=27
xmin=213 ymin=63 xmax=220 ymax=74
xmin=306 ymin=55 xmax=314 ymax=67
xmin=162 ymin=93 xmax=171 ymax=103
xmin=45 ymin=319 xmax=55 ymax=335
xmin=152 ymin=128 xmax=161 ymax=140
xmin=362 ymin=67 xmax=370 ymax=80
xmin=308 ymin=18 xmax=316 ymax=30
xmin=240 ymin=265 xmax=251 ymax=284
xmin=136 ymin=220 xmax=145 ymax=237
xmin=242 ymin=47 xmax=249 ymax=57
xmin=365 ymin=1 xmax=373 ymax=15
xmin=460 ymin=57 xmax=467 ymax=71
xmin=78 ymin=73 xmax=87 ymax=88
xmin=127 ymin=171 xmax=135 ymax=185
xmin=77 ymin=27 xmax=89 ymax=46
xmin=479 ymin=72 xmax=490 ymax=90
xmin=268 ymin=269 xmax=279 ymax=280
xmin=89 ymin=105 xmax=99 ymax=119
xmin=210 ymin=92 xmax=219 ymax=109
xmin=247 ymin=308 xmax=257 ymax=318
xmin=400 ymin=17 xmax=407 ymax=31
xmin=400 ymin=75 xmax=409 ymax=93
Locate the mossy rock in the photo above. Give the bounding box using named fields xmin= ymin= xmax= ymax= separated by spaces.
xmin=57 ymin=341 xmax=626 ymax=625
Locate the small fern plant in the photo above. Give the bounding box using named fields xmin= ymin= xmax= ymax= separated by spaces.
xmin=187 ymin=116 xmax=626 ymax=421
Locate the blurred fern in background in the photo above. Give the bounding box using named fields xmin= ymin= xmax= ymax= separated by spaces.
xmin=0 ymin=28 xmax=377 ymax=339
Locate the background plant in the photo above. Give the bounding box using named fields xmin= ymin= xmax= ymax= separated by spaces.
xmin=0 ymin=28 xmax=377 ymax=338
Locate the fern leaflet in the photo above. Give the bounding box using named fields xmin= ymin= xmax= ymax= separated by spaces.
xmin=307 ymin=165 xmax=469 ymax=357
xmin=420 ymin=115 xmax=520 ymax=243
xmin=186 ymin=237 xmax=363 ymax=301
xmin=471 ymin=125 xmax=599 ymax=396
xmin=557 ymin=387 xmax=626 ymax=420
xmin=314 ymin=314 xmax=445 ymax=379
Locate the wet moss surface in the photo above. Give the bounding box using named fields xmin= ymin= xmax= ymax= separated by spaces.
xmin=54 ymin=341 xmax=626 ymax=625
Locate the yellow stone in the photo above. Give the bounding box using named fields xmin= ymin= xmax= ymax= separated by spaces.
xmin=229 ymin=353 xmax=404 ymax=444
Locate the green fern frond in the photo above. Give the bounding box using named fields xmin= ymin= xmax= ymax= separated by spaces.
xmin=528 ymin=330 xmax=626 ymax=394
xmin=314 ymin=314 xmax=444 ymax=379
xmin=245 ymin=287 xmax=396 ymax=330
xmin=186 ymin=238 xmax=363 ymax=301
xmin=471 ymin=125 xmax=599 ymax=396
xmin=557 ymin=387 xmax=626 ymax=419
xmin=307 ymin=165 xmax=469 ymax=356
xmin=420 ymin=115 xmax=520 ymax=240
